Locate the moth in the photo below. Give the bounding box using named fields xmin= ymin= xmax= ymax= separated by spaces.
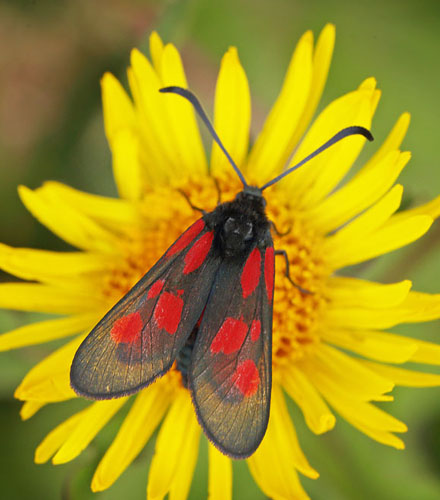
xmin=70 ymin=86 xmax=373 ymax=458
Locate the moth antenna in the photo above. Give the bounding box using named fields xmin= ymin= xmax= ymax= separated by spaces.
xmin=160 ymin=86 xmax=249 ymax=188
xmin=260 ymin=126 xmax=374 ymax=191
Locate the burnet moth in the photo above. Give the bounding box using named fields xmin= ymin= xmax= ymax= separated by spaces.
xmin=70 ymin=86 xmax=373 ymax=458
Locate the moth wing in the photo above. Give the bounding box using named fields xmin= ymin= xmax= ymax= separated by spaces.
xmin=71 ymin=218 xmax=221 ymax=399
xmin=189 ymin=239 xmax=274 ymax=458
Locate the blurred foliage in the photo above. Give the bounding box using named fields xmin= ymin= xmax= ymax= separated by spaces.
xmin=0 ymin=0 xmax=440 ymax=498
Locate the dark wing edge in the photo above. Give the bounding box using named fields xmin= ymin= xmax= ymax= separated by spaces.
xmin=189 ymin=238 xmax=274 ymax=458
xmin=70 ymin=218 xmax=221 ymax=400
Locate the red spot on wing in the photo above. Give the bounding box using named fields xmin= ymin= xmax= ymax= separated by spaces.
xmin=250 ymin=320 xmax=261 ymax=342
xmin=211 ymin=317 xmax=248 ymax=354
xmin=153 ymin=292 xmax=184 ymax=335
xmin=147 ymin=279 xmax=164 ymax=299
xmin=232 ymin=359 xmax=260 ymax=397
xmin=111 ymin=312 xmax=143 ymax=344
xmin=183 ymin=231 xmax=214 ymax=274
xmin=264 ymin=247 xmax=274 ymax=302
xmin=166 ymin=219 xmax=205 ymax=257
xmin=241 ymin=248 xmax=261 ymax=298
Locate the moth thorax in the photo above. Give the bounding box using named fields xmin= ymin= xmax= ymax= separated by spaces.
xmin=221 ymin=217 xmax=254 ymax=257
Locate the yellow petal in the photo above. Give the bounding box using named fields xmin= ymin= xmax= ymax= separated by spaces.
xmin=367 ymin=80 xmax=381 ymax=114
xmin=302 ymin=344 xmax=394 ymax=400
xmin=168 ymin=412 xmax=201 ymax=500
xmin=374 ymin=394 xmax=394 ymax=402
xmin=362 ymin=360 xmax=440 ymax=387
xmin=323 ymin=184 xmax=403 ymax=257
xmin=321 ymin=329 xmax=418 ymax=364
xmin=14 ymin=334 xmax=85 ymax=402
xmin=305 ymin=360 xmax=406 ymax=448
xmin=282 ymin=364 xmax=336 ymax=434
xmin=325 ymin=395 xmax=406 ymax=449
xmin=288 ymin=23 xmax=336 ymax=151
xmin=326 ymin=214 xmax=433 ymax=269
xmin=350 ymin=425 xmax=405 ymax=449
xmin=333 ymin=397 xmax=407 ymax=433
xmin=247 ymin=388 xmax=313 ymax=500
xmin=129 ymin=49 xmax=183 ymax=183
xmin=282 ymin=80 xmax=379 ymax=208
xmin=363 ymin=112 xmax=410 ymax=170
xmin=327 ymin=277 xmax=411 ymax=309
xmin=274 ymin=385 xmax=319 ymax=478
xmin=327 ymin=287 xmax=440 ymax=329
xmin=211 ymin=47 xmax=251 ymax=178
xmin=20 ymin=400 xmax=46 ymax=420
xmin=149 ymin=31 xmax=164 ymax=72
xmin=112 ymin=129 xmax=144 ymax=201
xmin=0 ymin=313 xmax=98 ymax=351
xmin=326 ymin=305 xmax=419 ymax=330
xmin=158 ymin=43 xmax=207 ymax=175
xmin=399 ymin=291 xmax=440 ymax=322
xmin=392 ymin=194 xmax=440 ymax=222
xmin=247 ymin=455 xmax=310 ymax=500
xmin=365 ymin=212 xmax=434 ymax=259
xmin=407 ymin=336 xmax=440 ymax=365
xmin=101 ymin=72 xmax=135 ymax=144
xmin=0 ymin=283 xmax=104 ymax=313
xmin=18 ymin=185 xmax=116 ymax=253
xmin=147 ymin=391 xmax=199 ymax=500
xmin=0 ymin=243 xmax=112 ymax=284
xmin=309 ymin=150 xmax=410 ymax=234
xmin=52 ymin=399 xmax=127 ymax=464
xmin=92 ymin=381 xmax=173 ymax=492
xmin=248 ymin=30 xmax=313 ymax=181
xmin=32 ymin=181 xmax=138 ymax=233
xmin=208 ymin=444 xmax=232 ymax=500
xmin=324 ymin=296 xmax=439 ymax=330
xmin=35 ymin=409 xmax=86 ymax=464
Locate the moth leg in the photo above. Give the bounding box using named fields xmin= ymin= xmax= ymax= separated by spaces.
xmin=178 ymin=189 xmax=206 ymax=215
xmin=275 ymin=249 xmax=312 ymax=294
xmin=270 ymin=221 xmax=291 ymax=237
xmin=212 ymin=177 xmax=222 ymax=205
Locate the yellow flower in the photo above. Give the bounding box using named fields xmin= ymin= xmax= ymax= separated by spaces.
xmin=1 ymin=24 xmax=440 ymax=500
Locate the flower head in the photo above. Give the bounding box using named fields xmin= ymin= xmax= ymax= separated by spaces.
xmin=2 ymin=24 xmax=440 ymax=500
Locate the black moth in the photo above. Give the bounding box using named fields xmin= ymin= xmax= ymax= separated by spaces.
xmin=70 ymin=86 xmax=373 ymax=458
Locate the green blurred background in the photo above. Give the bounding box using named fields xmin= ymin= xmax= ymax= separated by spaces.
xmin=1 ymin=0 xmax=440 ymax=498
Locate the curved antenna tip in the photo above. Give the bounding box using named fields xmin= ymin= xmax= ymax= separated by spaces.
xmin=350 ymin=125 xmax=374 ymax=142
xmin=160 ymin=86 xmax=183 ymax=94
